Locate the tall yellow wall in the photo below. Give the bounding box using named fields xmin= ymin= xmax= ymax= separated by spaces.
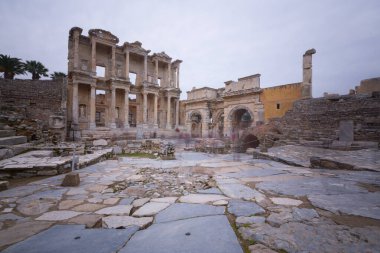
xmin=260 ymin=83 xmax=303 ymax=120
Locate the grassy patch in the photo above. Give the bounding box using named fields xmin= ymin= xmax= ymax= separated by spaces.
xmin=120 ymin=152 xmax=157 ymax=159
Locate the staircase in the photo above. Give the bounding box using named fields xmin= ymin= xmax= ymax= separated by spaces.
xmin=0 ymin=123 xmax=29 ymax=160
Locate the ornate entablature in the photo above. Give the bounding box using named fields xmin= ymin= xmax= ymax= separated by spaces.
xmin=152 ymin=52 xmax=172 ymax=63
xmin=124 ymin=41 xmax=151 ymax=55
xmin=222 ymin=87 xmax=262 ymax=98
xmin=89 ymin=29 xmax=119 ymax=44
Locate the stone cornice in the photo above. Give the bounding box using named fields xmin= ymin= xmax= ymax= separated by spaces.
xmin=222 ymin=87 xmax=262 ymax=98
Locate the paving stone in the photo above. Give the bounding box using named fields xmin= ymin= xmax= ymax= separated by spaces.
xmin=292 ymin=208 xmax=319 ymax=221
xmin=213 ymin=200 xmax=228 ymax=206
xmin=120 ymin=215 xmax=243 ymax=253
xmin=72 ymin=203 xmax=106 ymax=212
xmin=2 ymin=208 xmax=13 ymax=213
xmin=88 ymin=197 xmax=103 ymax=204
xmin=266 ymin=210 xmax=293 ymax=227
xmin=2 ymin=224 xmax=138 ymax=253
xmin=67 ymin=214 xmax=102 ymax=228
xmin=151 ymin=197 xmax=177 ymax=203
xmin=270 ymin=197 xmax=303 ymax=206
xmin=239 ymin=222 xmax=380 ymax=253
xmin=0 ymin=221 xmax=53 ymax=249
xmin=197 ymin=188 xmax=223 ymax=195
xmin=119 ymin=197 xmax=135 ymax=205
xmin=58 ymin=199 xmax=83 ymax=209
xmin=235 ymin=216 xmax=265 ymax=226
xmin=102 ymin=216 xmax=153 ymax=228
xmin=86 ymin=184 xmax=108 ymax=192
xmin=155 ymin=203 xmax=225 ymax=223
xmin=17 ymin=199 xmax=56 ymax=216
xmin=133 ymin=202 xmax=170 ymax=217
xmin=66 ymin=188 xmax=87 ymax=195
xmin=103 ymin=197 xmax=119 ymax=205
xmin=228 ymin=199 xmax=265 ymax=217
xmin=218 ymin=183 xmax=258 ymax=200
xmin=36 ymin=211 xmax=83 ymax=221
xmin=308 ymin=192 xmax=380 ymax=219
xmin=0 ymin=185 xmax=46 ymax=198
xmin=132 ymin=198 xmax=150 ymax=207
xmin=95 ymin=205 xmax=133 ymax=215
xmin=179 ymin=194 xmax=229 ymax=204
xmin=0 ymin=213 xmax=25 ymax=221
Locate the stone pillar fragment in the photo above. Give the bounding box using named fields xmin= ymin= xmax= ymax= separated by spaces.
xmin=167 ymin=63 xmax=171 ymax=87
xmin=110 ymin=87 xmax=116 ymax=128
xmin=176 ymin=66 xmax=180 ymax=88
xmin=301 ymin=48 xmax=316 ymax=99
xmin=89 ymin=84 xmax=96 ymax=129
xmin=73 ymin=31 xmax=80 ymax=69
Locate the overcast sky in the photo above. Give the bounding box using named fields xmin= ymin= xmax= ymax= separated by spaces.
xmin=1 ymin=0 xmax=379 ymax=99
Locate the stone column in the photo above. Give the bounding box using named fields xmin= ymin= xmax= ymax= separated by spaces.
xmin=89 ymin=84 xmax=96 ymax=129
xmin=301 ymin=48 xmax=316 ymax=99
xmin=175 ymin=98 xmax=179 ymax=127
xmin=91 ymin=40 xmax=96 ymax=73
xmin=73 ymin=32 xmax=80 ymax=69
xmin=125 ymin=51 xmax=130 ymax=81
xmin=154 ymin=93 xmax=158 ymax=126
xmin=72 ymin=82 xmax=79 ymax=126
xmin=176 ymin=65 xmax=180 ymax=88
xmin=124 ymin=88 xmax=129 ymax=128
xmin=155 ymin=59 xmax=159 ymax=84
xmin=167 ymin=63 xmax=171 ymax=87
xmin=143 ymin=55 xmax=148 ymax=82
xmin=166 ymin=95 xmax=171 ymax=129
xmin=110 ymin=87 xmax=116 ymax=128
xmin=111 ymin=46 xmax=116 ymax=78
xmin=143 ymin=91 xmax=148 ymax=124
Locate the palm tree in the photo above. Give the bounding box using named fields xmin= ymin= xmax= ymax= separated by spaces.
xmin=50 ymin=72 xmax=67 ymax=80
xmin=0 ymin=54 xmax=25 ymax=79
xmin=24 ymin=60 xmax=49 ymax=80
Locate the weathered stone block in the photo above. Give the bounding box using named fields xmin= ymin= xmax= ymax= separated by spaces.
xmin=0 ymin=181 xmax=9 ymax=191
xmin=61 ymin=172 xmax=80 ymax=187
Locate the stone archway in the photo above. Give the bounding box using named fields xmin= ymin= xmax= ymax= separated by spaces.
xmin=189 ymin=111 xmax=202 ymax=138
xmin=228 ymin=106 xmax=254 ymax=132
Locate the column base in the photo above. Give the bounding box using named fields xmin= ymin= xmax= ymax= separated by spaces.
xmin=109 ymin=123 xmax=117 ymax=129
xmin=166 ymin=125 xmax=172 ymax=130
xmin=124 ymin=123 xmax=130 ymax=129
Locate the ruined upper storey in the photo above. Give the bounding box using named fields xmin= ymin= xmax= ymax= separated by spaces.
xmin=68 ymin=27 xmax=182 ymax=89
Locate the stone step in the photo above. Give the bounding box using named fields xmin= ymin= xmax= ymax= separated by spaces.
xmin=0 ymin=130 xmax=15 ymax=138
xmin=0 ymin=136 xmax=27 ymax=146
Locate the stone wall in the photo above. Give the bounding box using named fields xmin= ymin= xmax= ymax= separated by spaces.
xmin=261 ymin=82 xmax=302 ymax=120
xmin=0 ymin=79 xmax=67 ymax=142
xmin=273 ymin=93 xmax=380 ymax=145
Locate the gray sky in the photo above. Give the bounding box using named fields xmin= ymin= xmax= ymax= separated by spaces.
xmin=1 ymin=0 xmax=379 ymax=99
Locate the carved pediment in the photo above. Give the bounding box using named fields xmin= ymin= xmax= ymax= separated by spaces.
xmin=89 ymin=29 xmax=119 ymax=44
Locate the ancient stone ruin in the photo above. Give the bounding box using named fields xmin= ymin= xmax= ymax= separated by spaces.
xmin=0 ymin=27 xmax=379 ymax=253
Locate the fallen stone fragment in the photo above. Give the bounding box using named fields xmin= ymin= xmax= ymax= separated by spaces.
xmin=93 ymin=139 xmax=108 ymax=146
xmin=102 ymin=216 xmax=153 ymax=228
xmin=179 ymin=194 xmax=229 ymax=204
xmin=213 ymin=200 xmax=228 ymax=206
xmin=270 ymin=197 xmax=302 ymax=206
xmin=36 ymin=211 xmax=84 ymax=221
xmin=133 ymin=202 xmax=170 ymax=217
xmin=61 ymin=173 xmax=80 ymax=187
xmin=0 ymin=181 xmax=9 ymax=191
xmin=95 ymin=205 xmax=133 ymax=215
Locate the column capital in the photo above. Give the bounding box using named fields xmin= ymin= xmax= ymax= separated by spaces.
xmin=90 ymin=83 xmax=96 ymax=88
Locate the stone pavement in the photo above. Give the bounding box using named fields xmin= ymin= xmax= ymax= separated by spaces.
xmin=252 ymin=144 xmax=380 ymax=171
xmin=0 ymin=151 xmax=379 ymax=252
